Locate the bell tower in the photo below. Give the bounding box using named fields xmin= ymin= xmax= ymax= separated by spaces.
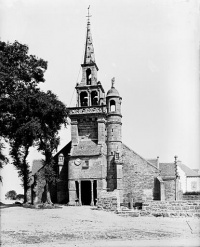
xmin=67 ymin=7 xmax=107 ymax=206
xmin=76 ymin=7 xmax=105 ymax=108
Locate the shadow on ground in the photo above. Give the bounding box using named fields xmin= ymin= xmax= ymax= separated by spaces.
xmin=0 ymin=202 xmax=22 ymax=209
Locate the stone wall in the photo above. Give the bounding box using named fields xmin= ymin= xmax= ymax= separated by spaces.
xmin=163 ymin=179 xmax=176 ymax=201
xmin=122 ymin=144 xmax=160 ymax=205
xmin=97 ymin=190 xmax=120 ymax=211
xmin=182 ymin=194 xmax=200 ymax=201
xmin=142 ymin=200 xmax=200 ymax=217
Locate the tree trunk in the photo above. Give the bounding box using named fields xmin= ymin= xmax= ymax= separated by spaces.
xmin=46 ymin=182 xmax=52 ymax=204
xmin=23 ymin=146 xmax=30 ymax=203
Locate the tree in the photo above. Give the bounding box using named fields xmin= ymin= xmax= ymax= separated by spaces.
xmin=5 ymin=190 xmax=17 ymax=200
xmin=16 ymin=194 xmax=24 ymax=200
xmin=0 ymin=139 xmax=8 ymax=182
xmin=0 ymin=40 xmax=47 ymax=202
xmin=0 ymin=40 xmax=47 ymax=97
xmin=34 ymin=90 xmax=68 ymax=204
xmin=0 ymin=40 xmax=68 ymax=204
xmin=6 ymin=87 xmax=43 ymax=203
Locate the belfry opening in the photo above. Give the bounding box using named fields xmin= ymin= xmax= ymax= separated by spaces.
xmin=86 ymin=68 xmax=91 ymax=85
xmin=80 ymin=92 xmax=88 ymax=106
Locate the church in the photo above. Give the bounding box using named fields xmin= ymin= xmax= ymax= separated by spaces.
xmin=32 ymin=12 xmax=180 ymax=206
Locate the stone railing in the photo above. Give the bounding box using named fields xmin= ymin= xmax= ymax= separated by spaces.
xmin=68 ymin=106 xmax=107 ymax=115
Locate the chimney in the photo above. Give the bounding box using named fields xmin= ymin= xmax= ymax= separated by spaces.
xmin=157 ymin=156 xmax=159 ymax=169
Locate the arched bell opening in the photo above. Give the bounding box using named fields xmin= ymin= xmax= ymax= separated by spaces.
xmin=110 ymin=100 xmax=116 ymax=112
xmin=91 ymin=91 xmax=98 ymax=106
xmin=80 ymin=91 xmax=88 ymax=106
xmin=86 ymin=68 xmax=92 ymax=85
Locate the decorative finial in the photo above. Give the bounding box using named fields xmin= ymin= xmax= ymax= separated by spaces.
xmin=86 ymin=5 xmax=92 ymax=24
xmin=111 ymin=77 xmax=115 ymax=88
xmin=174 ymin=155 xmax=178 ymax=163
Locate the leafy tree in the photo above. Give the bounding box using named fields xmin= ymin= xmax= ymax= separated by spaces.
xmin=0 ymin=139 xmax=8 ymax=182
xmin=34 ymin=90 xmax=68 ymax=204
xmin=0 ymin=40 xmax=47 ymax=202
xmin=5 ymin=190 xmax=17 ymax=200
xmin=16 ymin=194 xmax=24 ymax=200
xmin=0 ymin=40 xmax=68 ymax=204
xmin=0 ymin=40 xmax=47 ymax=97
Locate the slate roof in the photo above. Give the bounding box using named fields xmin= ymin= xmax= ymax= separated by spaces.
xmin=71 ymin=140 xmax=101 ymax=157
xmin=159 ymin=163 xmax=176 ymax=177
xmin=32 ymin=159 xmax=43 ymax=175
xmin=178 ymin=163 xmax=200 ymax=177
xmin=121 ymin=144 xmax=159 ymax=170
xmin=147 ymin=159 xmax=158 ymax=167
xmin=107 ymin=87 xmax=120 ymax=97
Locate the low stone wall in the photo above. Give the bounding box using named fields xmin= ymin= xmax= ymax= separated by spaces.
xmin=142 ymin=200 xmax=200 ymax=217
xmin=115 ymin=200 xmax=200 ymax=218
xmin=182 ymin=194 xmax=200 ymax=201
xmin=97 ymin=190 xmax=120 ymax=211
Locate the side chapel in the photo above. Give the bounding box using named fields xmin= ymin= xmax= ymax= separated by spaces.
xmin=32 ymin=11 xmax=180 ymax=206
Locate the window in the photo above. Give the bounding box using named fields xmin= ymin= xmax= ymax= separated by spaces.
xmin=91 ymin=91 xmax=98 ymax=105
xmin=110 ymin=100 xmax=116 ymax=112
xmin=80 ymin=91 xmax=88 ymax=106
xmin=82 ymin=160 xmax=89 ymax=169
xmin=115 ymin=152 xmax=119 ymax=160
xmin=86 ymin=68 xmax=91 ymax=85
xmin=191 ymin=181 xmax=197 ymax=191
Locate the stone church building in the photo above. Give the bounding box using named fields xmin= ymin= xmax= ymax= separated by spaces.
xmin=32 ymin=15 xmax=180 ymax=206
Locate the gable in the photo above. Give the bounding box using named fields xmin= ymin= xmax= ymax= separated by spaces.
xmin=159 ymin=163 xmax=176 ymax=177
xmin=122 ymin=143 xmax=159 ymax=172
xmin=32 ymin=159 xmax=43 ymax=175
xmin=178 ymin=163 xmax=200 ymax=177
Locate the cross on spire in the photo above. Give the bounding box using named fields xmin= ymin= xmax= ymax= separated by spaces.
xmin=111 ymin=77 xmax=115 ymax=88
xmin=86 ymin=5 xmax=92 ymax=24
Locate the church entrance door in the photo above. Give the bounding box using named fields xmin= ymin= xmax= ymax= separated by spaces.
xmin=81 ymin=181 xmax=91 ymax=205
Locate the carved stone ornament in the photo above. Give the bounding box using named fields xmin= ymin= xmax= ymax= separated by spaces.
xmin=74 ymin=158 xmax=81 ymax=166
xmin=69 ymin=107 xmax=106 ymax=115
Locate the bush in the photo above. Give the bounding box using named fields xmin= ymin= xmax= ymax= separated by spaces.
xmin=16 ymin=194 xmax=24 ymax=200
xmin=5 ymin=190 xmax=17 ymax=200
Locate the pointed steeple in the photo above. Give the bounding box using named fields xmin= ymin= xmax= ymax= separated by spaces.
xmin=83 ymin=6 xmax=96 ymax=65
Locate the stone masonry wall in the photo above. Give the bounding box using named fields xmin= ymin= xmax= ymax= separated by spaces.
xmin=142 ymin=200 xmax=200 ymax=217
xmin=163 ymin=180 xmax=176 ymax=201
xmin=97 ymin=190 xmax=120 ymax=211
xmin=122 ymin=144 xmax=160 ymax=205
xmin=182 ymin=194 xmax=200 ymax=200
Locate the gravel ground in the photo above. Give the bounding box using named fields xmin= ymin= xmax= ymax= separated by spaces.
xmin=1 ymin=204 xmax=200 ymax=247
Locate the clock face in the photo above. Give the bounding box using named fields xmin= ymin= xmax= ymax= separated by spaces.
xmin=74 ymin=158 xmax=81 ymax=166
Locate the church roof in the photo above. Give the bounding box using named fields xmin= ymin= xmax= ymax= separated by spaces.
xmin=32 ymin=159 xmax=43 ymax=175
xmin=147 ymin=159 xmax=158 ymax=167
xmin=159 ymin=163 xmax=176 ymax=177
xmin=83 ymin=10 xmax=95 ymax=65
xmin=71 ymin=140 xmax=101 ymax=157
xmin=107 ymin=87 xmax=120 ymax=97
xmin=178 ymin=163 xmax=200 ymax=177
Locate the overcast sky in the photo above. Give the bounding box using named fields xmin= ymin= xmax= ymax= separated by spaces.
xmin=0 ymin=0 xmax=199 ymax=199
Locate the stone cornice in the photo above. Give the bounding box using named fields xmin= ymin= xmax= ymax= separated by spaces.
xmin=68 ymin=106 xmax=107 ymax=116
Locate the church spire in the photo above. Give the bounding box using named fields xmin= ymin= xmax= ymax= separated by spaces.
xmin=83 ymin=6 xmax=95 ymax=65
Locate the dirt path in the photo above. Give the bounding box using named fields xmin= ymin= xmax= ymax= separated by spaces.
xmin=1 ymin=205 xmax=200 ymax=246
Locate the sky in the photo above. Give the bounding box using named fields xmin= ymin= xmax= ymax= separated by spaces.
xmin=0 ymin=0 xmax=199 ymax=199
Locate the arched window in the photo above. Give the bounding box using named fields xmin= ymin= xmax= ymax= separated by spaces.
xmin=86 ymin=68 xmax=91 ymax=85
xmin=110 ymin=100 xmax=116 ymax=112
xmin=80 ymin=91 xmax=88 ymax=106
xmin=91 ymin=91 xmax=98 ymax=106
